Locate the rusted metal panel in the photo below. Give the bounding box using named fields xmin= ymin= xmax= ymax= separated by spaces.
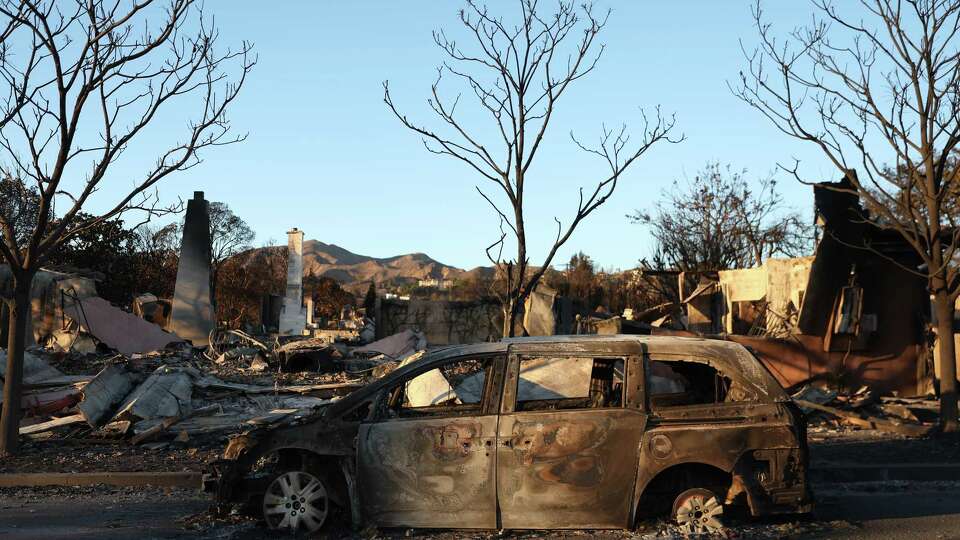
xmin=632 ymin=402 xmax=809 ymax=516
xmin=496 ymin=349 xmax=646 ymax=529
xmin=357 ymin=415 xmax=498 ymax=528
xmin=625 ymin=355 xmax=645 ymax=410
xmin=496 ymin=409 xmax=646 ymax=528
xmin=732 ymin=333 xmax=924 ymax=397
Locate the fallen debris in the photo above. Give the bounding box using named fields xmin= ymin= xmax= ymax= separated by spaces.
xmin=794 ymin=398 xmax=935 ymax=436
xmin=6 ymin=314 xmax=434 ymax=479
xmin=0 ymin=349 xmax=64 ymax=384
xmin=194 ymin=375 xmax=362 ymax=396
xmin=878 ymin=402 xmax=921 ymax=423
xmin=77 ymin=364 xmax=136 ymax=427
xmin=353 ymin=329 xmax=425 ymax=360
xmin=792 ymin=384 xmax=838 ymax=413
xmin=19 ymin=413 xmax=86 ymax=435
xmin=112 ymin=366 xmax=193 ymax=423
xmin=20 ymin=384 xmax=83 ymax=414
xmin=275 ymin=338 xmax=344 ymax=372
xmin=131 ymin=404 xmax=221 ymax=445
xmin=132 ymin=293 xmax=172 ymax=327
xmin=65 ymin=296 xmax=184 ymax=355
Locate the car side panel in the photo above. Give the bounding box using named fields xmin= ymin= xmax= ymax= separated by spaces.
xmin=632 ymin=402 xmax=810 ymax=515
xmin=495 ymin=351 xmax=647 ymax=529
xmin=496 ymin=408 xmax=647 ymax=528
xmin=355 ymin=353 xmax=506 ymax=528
xmin=358 ymin=414 xmax=499 ymax=528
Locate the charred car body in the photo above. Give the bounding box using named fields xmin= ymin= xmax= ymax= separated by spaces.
xmin=204 ymin=335 xmax=812 ymax=533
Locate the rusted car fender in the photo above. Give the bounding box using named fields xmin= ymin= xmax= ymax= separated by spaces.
xmin=223 ymin=428 xmax=352 ymax=463
xmin=210 ymin=419 xmax=359 ymax=511
xmin=629 ymin=436 xmax=807 ymax=521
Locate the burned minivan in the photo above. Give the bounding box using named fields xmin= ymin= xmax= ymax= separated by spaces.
xmin=204 ymin=335 xmax=812 ymax=534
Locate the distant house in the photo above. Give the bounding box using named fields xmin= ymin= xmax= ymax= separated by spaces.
xmin=417 ymin=278 xmax=454 ymax=290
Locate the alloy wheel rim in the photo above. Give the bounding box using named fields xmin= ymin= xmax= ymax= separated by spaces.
xmin=674 ymin=490 xmax=724 ymax=533
xmin=263 ymin=471 xmax=329 ymax=533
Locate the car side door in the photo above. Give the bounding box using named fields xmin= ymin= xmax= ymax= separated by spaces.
xmin=357 ymin=352 xmax=504 ymax=529
xmin=496 ymin=347 xmax=647 ymax=529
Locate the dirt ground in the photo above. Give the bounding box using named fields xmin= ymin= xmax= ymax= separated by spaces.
xmin=0 ymin=436 xmax=222 ymax=474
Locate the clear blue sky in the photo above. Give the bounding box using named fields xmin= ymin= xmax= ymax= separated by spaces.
xmin=95 ymin=1 xmax=849 ymax=271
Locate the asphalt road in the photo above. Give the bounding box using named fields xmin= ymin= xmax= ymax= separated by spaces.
xmin=811 ymin=486 xmax=960 ymax=540
xmin=1 ymin=484 xmax=959 ymax=539
xmin=0 ymin=498 xmax=208 ymax=540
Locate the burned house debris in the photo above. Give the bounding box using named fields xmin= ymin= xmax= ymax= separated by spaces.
xmin=0 ymin=267 xmax=97 ymax=349
xmin=0 ymin=267 xmax=182 ymax=356
xmin=2 ymin=213 xmax=426 ymax=460
xmin=729 ymin=179 xmax=932 ymax=397
xmin=604 ymin=179 xmax=937 ymax=400
xmin=2 ymin=210 xmax=410 ymax=474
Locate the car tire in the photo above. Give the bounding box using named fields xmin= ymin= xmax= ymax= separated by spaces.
xmin=261 ymin=469 xmax=331 ymax=534
xmin=671 ymin=487 xmax=724 ymax=534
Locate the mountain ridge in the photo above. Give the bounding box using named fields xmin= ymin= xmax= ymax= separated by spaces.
xmin=298 ymin=240 xmax=489 ymax=290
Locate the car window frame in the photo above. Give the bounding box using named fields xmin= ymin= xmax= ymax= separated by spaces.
xmin=642 ymin=352 xmax=753 ymax=411
xmin=502 ymin=352 xmax=629 ymax=414
xmin=370 ymin=353 xmax=505 ymax=422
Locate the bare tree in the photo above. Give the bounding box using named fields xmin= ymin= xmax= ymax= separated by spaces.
xmin=630 ymin=162 xmax=813 ymax=272
xmin=734 ymin=0 xmax=960 ymax=430
xmin=0 ymin=0 xmax=254 ymax=455
xmin=384 ymin=0 xmax=679 ymax=336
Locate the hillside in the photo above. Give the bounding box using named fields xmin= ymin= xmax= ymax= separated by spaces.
xmin=299 ymin=239 xmax=467 ymax=287
xmin=235 ymin=240 xmax=495 ymax=293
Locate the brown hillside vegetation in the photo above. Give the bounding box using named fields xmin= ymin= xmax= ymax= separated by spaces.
xmin=241 ymin=240 xmax=492 ymax=291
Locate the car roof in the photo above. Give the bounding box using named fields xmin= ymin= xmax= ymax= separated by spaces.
xmin=501 ymin=334 xmax=716 ymax=345
xmin=327 ymin=334 xmax=785 ymax=416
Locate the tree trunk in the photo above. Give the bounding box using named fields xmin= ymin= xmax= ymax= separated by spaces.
xmin=502 ymin=300 xmax=518 ymax=338
xmin=934 ymin=289 xmax=959 ymax=432
xmin=0 ymin=272 xmax=33 ymax=456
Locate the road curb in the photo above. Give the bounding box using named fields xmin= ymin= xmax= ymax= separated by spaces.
xmin=0 ymin=471 xmax=201 ymax=488
xmin=811 ymin=463 xmax=960 ymax=483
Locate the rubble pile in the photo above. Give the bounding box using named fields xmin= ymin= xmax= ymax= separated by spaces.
xmin=8 ymin=327 xmax=427 ymax=450
xmin=311 ymin=305 xmax=375 ymax=344
xmin=792 ymin=383 xmax=939 ymax=436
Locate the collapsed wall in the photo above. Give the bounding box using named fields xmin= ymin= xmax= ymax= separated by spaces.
xmin=377 ymin=298 xmax=501 ymax=345
xmin=0 ymin=266 xmax=98 ymax=347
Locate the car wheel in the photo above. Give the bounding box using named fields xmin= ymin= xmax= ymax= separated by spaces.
xmin=262 ymin=470 xmax=330 ymax=533
xmin=671 ymin=487 xmax=724 ymax=534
